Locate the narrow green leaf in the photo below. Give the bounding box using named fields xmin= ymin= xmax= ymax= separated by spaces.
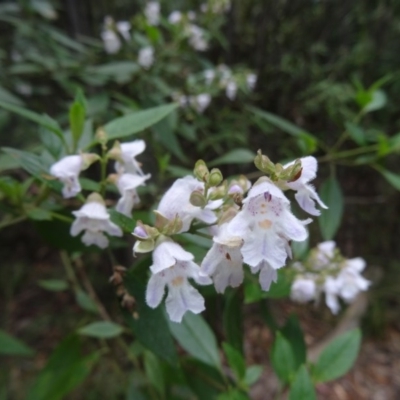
xmin=223 ymin=290 xmax=243 ymax=353
xmin=169 ymin=313 xmax=221 ymax=369
xmin=244 ymin=365 xmax=263 ymax=386
xmin=363 ymin=89 xmax=387 ymax=113
xmin=75 ymin=290 xmax=99 ymax=314
xmin=281 ymin=315 xmax=306 ymax=369
xmin=0 ymin=86 xmax=24 ymax=106
xmin=27 ymin=208 xmax=52 ymax=221
xmin=0 ymin=329 xmax=34 ymax=356
xmin=289 ymin=365 xmax=316 ymax=400
xmin=222 ymin=342 xmax=246 ymax=380
xmin=208 ymin=149 xmax=255 ymax=167
xmin=37 ymin=279 xmax=69 ymax=291
xmin=69 ymin=102 xmax=85 ymax=147
xmin=78 ymin=321 xmax=124 ymax=339
xmin=377 ymin=167 xmax=400 ymax=191
xmin=312 ymin=329 xmax=361 ymax=382
xmin=270 ymin=332 xmax=296 ymax=383
xmin=126 ymin=382 xmax=147 ymax=400
xmin=143 ymin=351 xmax=165 ymax=396
xmin=109 ymin=210 xmax=136 ymax=233
xmin=345 ymin=122 xmax=366 ymax=146
xmin=318 ymin=176 xmax=344 ymax=240
xmin=104 ymin=103 xmax=178 ymax=141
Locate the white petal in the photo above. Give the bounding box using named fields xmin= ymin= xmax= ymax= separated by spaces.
xmin=166 ymin=282 xmax=205 ymax=323
xmin=184 ymin=261 xmax=213 ymax=285
xmin=104 ymin=220 xmax=123 ymax=237
xmin=258 ymin=262 xmax=278 ymax=291
xmin=244 ymin=179 xmax=289 ymax=205
xmin=82 ymin=231 xmax=108 ymax=248
xmin=70 ymin=218 xmax=86 ymax=236
xmin=290 ymin=278 xmax=316 ymax=303
xmin=117 ymin=173 xmax=150 ymax=193
xmin=146 ymin=272 xmax=167 ymax=308
xmin=200 ymin=244 xmax=222 ymax=276
xmin=151 ymin=240 xmax=194 ymax=274
xmin=345 ymin=257 xmax=366 ymax=273
xmin=73 ymin=202 xmax=109 ymax=220
xmin=50 ymin=155 xmax=82 ymax=178
xmin=116 ymin=194 xmax=136 ymax=217
xmin=277 ymin=209 xmax=309 ymax=242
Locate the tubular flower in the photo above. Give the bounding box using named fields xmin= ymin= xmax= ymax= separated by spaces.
xmin=200 ymin=223 xmax=243 ymax=293
xmin=115 ymin=173 xmax=151 ymax=216
xmin=115 ymin=140 xmax=146 ymax=175
xmin=157 ymin=176 xmax=222 ymax=233
xmin=138 ymin=46 xmax=154 ymax=69
xmin=290 ymin=277 xmax=317 ymax=303
xmin=228 ymin=178 xmax=310 ymax=290
xmin=70 ymin=194 xmax=123 ymax=248
xmin=145 ymin=238 xmax=211 ymax=322
xmin=50 ymin=155 xmax=83 ymax=198
xmin=144 ymin=2 xmax=160 ymax=25
xmin=283 ymin=156 xmax=327 ymax=216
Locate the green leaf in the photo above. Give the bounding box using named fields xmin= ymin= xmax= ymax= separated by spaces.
xmin=37 ymin=279 xmax=69 ymax=291
xmin=222 ymin=342 xmax=246 ymax=380
xmin=244 ymin=365 xmax=263 ymax=386
xmin=143 ymin=351 xmax=165 ymax=396
xmin=208 ymin=149 xmax=255 ymax=167
xmin=27 ymin=208 xmax=52 ymax=221
xmin=312 ymin=329 xmax=361 ymax=382
xmin=126 ymin=382 xmax=147 ymax=400
xmin=363 ymin=89 xmax=387 ymax=113
xmin=289 ymin=365 xmax=316 ymax=400
xmin=124 ymin=269 xmax=178 ymax=366
xmin=345 ymin=122 xmax=366 ymax=146
xmin=78 ymin=321 xmax=124 ymax=339
xmin=169 ymin=313 xmax=221 ymax=369
xmin=0 ymin=100 xmax=64 ymax=141
xmin=270 ymin=332 xmax=296 ymax=383
xmin=26 ymin=335 xmax=99 ymax=400
xmin=376 ymin=167 xmax=400 ymax=191
xmin=0 ymin=329 xmax=34 ymax=356
xmin=217 ymin=390 xmax=250 ymax=400
xmin=248 ymin=106 xmax=315 ymax=138
xmin=104 ymin=103 xmax=178 ymax=141
xmin=0 ymin=86 xmax=24 ymax=106
xmin=69 ymin=102 xmax=85 ymax=148
xmin=75 ymin=290 xmax=99 ymax=314
xmin=109 ymin=210 xmax=136 ymax=233
xmin=318 ymin=176 xmax=344 ymax=240
xmin=281 ymin=315 xmax=306 ymax=369
xmin=223 ymin=290 xmax=243 ymax=353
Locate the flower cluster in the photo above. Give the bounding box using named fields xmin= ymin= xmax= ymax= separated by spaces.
xmin=290 ymin=241 xmax=370 ymax=314
xmin=49 ymin=139 xmax=150 ymax=248
xmin=133 ymin=152 xmax=327 ymax=322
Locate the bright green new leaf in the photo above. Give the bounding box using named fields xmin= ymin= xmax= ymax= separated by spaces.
xmin=169 ymin=313 xmax=221 ymax=369
xmin=37 ymin=279 xmax=69 ymax=291
xmin=104 ymin=103 xmax=178 ymax=140
xmin=208 ymin=149 xmax=255 ymax=167
xmin=318 ymin=176 xmax=344 ymax=240
xmin=270 ymin=332 xmax=297 ymax=383
xmin=363 ymin=89 xmax=387 ymax=113
xmin=288 ymin=365 xmax=316 ymax=400
xmin=78 ymin=321 xmax=124 ymax=339
xmin=69 ymin=102 xmax=85 ymax=147
xmin=244 ymin=365 xmax=263 ymax=386
xmin=0 ymin=329 xmax=34 ymax=357
xmin=312 ymin=329 xmax=361 ymax=382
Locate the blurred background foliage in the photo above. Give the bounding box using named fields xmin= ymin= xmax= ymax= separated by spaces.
xmin=1 ymin=0 xmax=400 ymax=399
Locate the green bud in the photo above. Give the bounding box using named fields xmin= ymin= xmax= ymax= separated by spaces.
xmin=107 ymin=141 xmax=122 ymax=162
xmin=81 ymin=153 xmax=100 ymax=170
xmin=86 ymin=192 xmax=105 ymax=205
xmin=254 ymin=150 xmax=275 ymax=175
xmin=208 ymin=184 xmax=227 ymax=200
xmin=189 ymin=190 xmax=207 ymax=208
xmin=95 ymin=127 xmax=107 ymax=144
xmin=194 ymin=159 xmax=209 ymax=182
xmin=287 ymin=160 xmax=303 ymax=182
xmin=208 ymin=168 xmax=223 ymax=187
xmin=133 ymin=238 xmax=155 ymax=253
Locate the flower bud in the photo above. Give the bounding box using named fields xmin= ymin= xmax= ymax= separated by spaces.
xmin=286 ymin=160 xmax=303 ymax=182
xmin=107 ymin=141 xmax=122 ymax=162
xmin=208 ymin=168 xmax=223 ymax=187
xmin=81 ymin=153 xmax=100 ymax=170
xmin=133 ymin=238 xmax=155 ymax=253
xmin=96 ymin=127 xmax=108 ymax=144
xmin=133 ymin=225 xmax=148 ymax=239
xmin=194 ymin=159 xmax=209 ymax=182
xmin=209 ymin=184 xmax=226 ymax=200
xmin=86 ymin=192 xmax=105 ymax=205
xmin=189 ymin=190 xmax=207 ymax=208
xmin=254 ymin=150 xmax=275 ymax=175
xmin=107 ymin=173 xmax=118 ymax=185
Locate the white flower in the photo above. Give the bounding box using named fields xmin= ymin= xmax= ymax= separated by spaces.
xmin=218 ymin=64 xmax=232 ymax=86
xmin=157 ymin=176 xmax=222 ymax=233
xmin=284 ymin=156 xmax=327 ymax=216
xmin=188 ymin=11 xmax=196 ymax=20
xmin=187 ymin=24 xmax=208 ymax=51
xmin=168 ymin=11 xmax=182 ymax=24
xmin=115 ymin=173 xmax=151 ymax=216
xmin=191 ymin=93 xmax=211 ymax=113
xmin=50 ymin=155 xmax=83 ymax=198
xmin=201 ymin=224 xmax=243 ymax=293
xmin=146 ymin=239 xmax=211 ymax=322
xmin=138 ymin=46 xmax=154 ymax=69
xmin=144 ymin=2 xmax=160 ymax=25
xmin=291 ymin=277 xmax=316 ymax=303
xmin=324 ymin=276 xmax=340 ymax=314
xmin=336 ymin=257 xmax=370 ymax=302
xmin=70 ymin=196 xmax=123 ymax=248
xmin=226 ymin=80 xmax=237 ymax=100
xmin=311 ymin=240 xmax=336 ymax=268
xmin=257 ymin=261 xmax=279 ymax=291
xmin=246 ymin=73 xmax=257 ymax=90
xmin=204 ymin=69 xmax=215 ymax=85
xmin=116 ymin=21 xmax=131 ymax=41
xmin=116 ymin=140 xmax=146 ymax=175
xmin=228 ymin=178 xmax=310 ymax=272
xmin=101 ymin=29 xmax=121 ymax=54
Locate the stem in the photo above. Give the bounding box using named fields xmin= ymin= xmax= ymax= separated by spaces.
xmin=0 ymin=215 xmax=27 ymax=230
xmin=317 ymin=144 xmax=378 ymax=163
xmin=99 ymin=144 xmax=108 ymax=197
